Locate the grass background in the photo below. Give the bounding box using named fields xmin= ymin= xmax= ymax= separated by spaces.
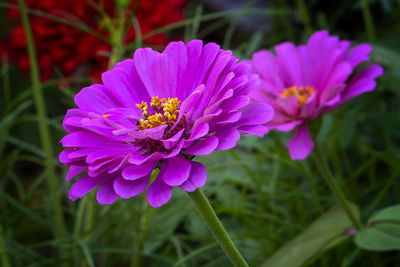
xmin=0 ymin=0 xmax=399 ymax=266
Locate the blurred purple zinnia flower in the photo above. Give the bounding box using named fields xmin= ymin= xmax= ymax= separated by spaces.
xmin=60 ymin=40 xmax=273 ymax=207
xmin=249 ymin=30 xmax=383 ymax=160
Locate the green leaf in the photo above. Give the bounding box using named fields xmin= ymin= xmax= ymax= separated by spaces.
xmin=368 ymin=204 xmax=400 ymax=223
xmin=354 ymin=204 xmax=400 ymax=251
xmin=355 ymin=223 xmax=400 ymax=251
xmin=261 ymin=204 xmax=359 ymax=267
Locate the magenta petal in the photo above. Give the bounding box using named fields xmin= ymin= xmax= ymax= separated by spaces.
xmin=143 ymin=125 xmax=168 ymax=140
xmin=215 ymin=111 xmax=242 ymax=124
xmin=276 ymin=96 xmax=299 ymax=117
xmin=238 ymin=125 xmax=269 ymax=137
xmin=341 ymin=65 xmax=383 ymax=102
xmin=252 ymin=50 xmax=283 ymax=88
xmin=74 ymin=84 xmax=118 ymax=113
xmin=176 ymin=85 xmax=204 ymax=124
xmin=273 ymin=120 xmax=303 ymax=132
xmin=319 ymin=84 xmax=345 ymax=106
xmin=147 ymin=172 xmax=173 ymax=208
xmin=69 ymin=174 xmax=109 ymax=200
xmin=97 ymin=179 xmax=119 ymax=205
xmin=163 ymin=140 xmax=184 ymax=159
xmin=300 ymin=93 xmax=318 ymax=118
xmin=287 ymin=124 xmax=314 ymax=160
xmin=347 ymin=44 xmax=372 ymax=68
xmin=128 ymin=152 xmax=162 ymax=165
xmin=275 ymin=42 xmax=303 ymax=85
xmin=220 ymin=95 xmax=250 ymax=111
xmin=237 ymin=103 xmax=274 ymax=126
xmin=184 ymin=136 xmax=219 ymax=155
xmin=113 ymin=175 xmax=149 ymax=199
xmin=325 ymin=62 xmax=352 ymax=87
xmin=62 ymin=131 xmax=125 ymax=148
xmin=189 ymin=122 xmax=209 ymax=140
xmin=66 ymin=165 xmax=87 ymax=181
xmin=162 ymin=157 xmax=191 ymax=186
xmin=163 ymin=129 xmax=184 ymax=150
xmin=122 ymin=162 xmax=157 ymax=180
xmin=180 ymin=161 xmax=207 ymax=192
xmin=215 ymin=128 xmax=240 ymax=150
xmin=108 ymin=153 xmax=132 ymax=173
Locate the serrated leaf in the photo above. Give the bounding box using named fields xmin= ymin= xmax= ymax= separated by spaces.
xmin=261 ymin=204 xmax=359 ymax=267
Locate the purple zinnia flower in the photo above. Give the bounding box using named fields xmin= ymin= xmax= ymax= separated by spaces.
xmin=60 ymin=40 xmax=273 ymax=207
xmin=249 ymin=30 xmax=383 ymax=160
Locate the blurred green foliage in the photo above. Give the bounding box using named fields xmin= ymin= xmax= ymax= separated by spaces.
xmin=0 ymin=0 xmax=400 ymax=266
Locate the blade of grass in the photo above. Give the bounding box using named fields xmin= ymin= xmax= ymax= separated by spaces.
xmin=0 ymin=3 xmax=107 ymax=43
xmin=295 ymin=0 xmax=313 ymax=34
xmin=0 ymin=100 xmax=32 ymax=157
xmin=360 ymin=0 xmax=376 ymax=41
xmin=171 ymin=242 xmax=219 ymax=267
xmin=17 ymin=0 xmax=68 ymax=262
xmin=171 ymin=236 xmax=187 ymax=267
xmin=125 ymin=8 xmax=291 ymax=50
xmin=189 ymin=5 xmax=203 ymax=41
xmin=0 ymin=225 xmax=11 ymax=267
xmin=132 ymin=16 xmax=143 ymax=49
xmin=1 ymin=56 xmax=10 ymax=111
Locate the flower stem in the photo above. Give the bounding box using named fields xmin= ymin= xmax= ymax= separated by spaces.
xmin=0 ymin=226 xmax=10 ymax=267
xmin=360 ymin=0 xmax=376 ymax=41
xmin=311 ymin=146 xmax=363 ymax=230
xmin=187 ymin=189 xmax=249 ymax=267
xmin=18 ymin=0 xmax=68 ymax=259
xmin=108 ymin=7 xmax=127 ymax=69
xmin=295 ymin=0 xmax=312 ymax=35
xmin=131 ymin=195 xmax=151 ymax=267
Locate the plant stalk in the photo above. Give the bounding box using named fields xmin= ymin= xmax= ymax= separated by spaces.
xmin=360 ymin=0 xmax=376 ymax=41
xmin=312 ymin=146 xmax=362 ymax=230
xmin=131 ymin=195 xmax=151 ymax=267
xmin=187 ymin=189 xmax=249 ymax=267
xmin=18 ymin=0 xmax=68 ymax=260
xmin=0 ymin=226 xmax=10 ymax=267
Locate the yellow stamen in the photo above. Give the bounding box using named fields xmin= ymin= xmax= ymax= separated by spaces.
xmin=279 ymin=85 xmax=315 ymax=106
xmin=136 ymin=96 xmax=181 ymax=130
xmin=150 ymin=96 xmax=165 ymax=110
xmin=103 ymin=114 xmax=110 ymax=118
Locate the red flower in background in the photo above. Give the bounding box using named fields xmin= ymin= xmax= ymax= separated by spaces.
xmin=2 ymin=0 xmax=186 ymax=81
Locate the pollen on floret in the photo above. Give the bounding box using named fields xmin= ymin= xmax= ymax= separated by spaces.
xmin=136 ymin=96 xmax=181 ymax=130
xmin=102 ymin=114 xmax=110 ymax=118
xmin=280 ymin=85 xmax=315 ymax=106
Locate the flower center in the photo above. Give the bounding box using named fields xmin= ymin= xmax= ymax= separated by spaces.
xmin=136 ymin=96 xmax=181 ymax=130
xmin=279 ymin=85 xmax=315 ymax=106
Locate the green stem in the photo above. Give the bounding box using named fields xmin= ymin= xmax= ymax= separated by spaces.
xmin=131 ymin=195 xmax=151 ymax=267
xmin=0 ymin=226 xmax=10 ymax=267
xmin=18 ymin=0 xmax=68 ymax=259
xmin=295 ymin=0 xmax=313 ymax=35
xmin=187 ymin=189 xmax=249 ymax=267
xmin=360 ymin=0 xmax=376 ymax=41
xmin=83 ymin=196 xmax=95 ymax=239
xmin=2 ymin=55 xmax=10 ymax=112
xmin=108 ymin=7 xmax=127 ymax=69
xmin=312 ymin=146 xmax=363 ymax=230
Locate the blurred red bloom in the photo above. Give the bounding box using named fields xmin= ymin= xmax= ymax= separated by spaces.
xmin=2 ymin=0 xmax=186 ymax=81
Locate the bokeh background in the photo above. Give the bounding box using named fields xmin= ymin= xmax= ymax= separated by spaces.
xmin=0 ymin=0 xmax=399 ymax=266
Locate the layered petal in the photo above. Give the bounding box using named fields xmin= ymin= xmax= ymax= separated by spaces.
xmin=287 ymin=124 xmax=314 ymax=160
xmin=61 ymin=39 xmax=274 ymax=207
xmin=180 ymin=161 xmax=207 ymax=192
xmin=250 ymin=30 xmax=383 ymax=160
